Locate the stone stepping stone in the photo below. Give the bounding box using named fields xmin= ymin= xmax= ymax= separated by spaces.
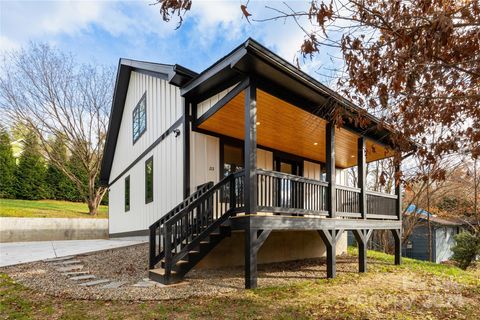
xmin=70 ymin=275 xmax=96 ymax=281
xmin=132 ymin=280 xmax=157 ymax=288
xmin=54 ymin=260 xmax=82 ymax=266
xmin=79 ymin=279 xmax=111 ymax=287
xmin=99 ymin=281 xmax=128 ymax=289
xmin=44 ymin=256 xmax=75 ymax=262
xmin=56 ymin=265 xmax=84 ymax=272
xmin=63 ymin=271 xmax=90 ymax=276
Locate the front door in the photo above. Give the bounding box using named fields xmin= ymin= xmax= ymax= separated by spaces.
xmin=274 ymin=156 xmax=303 ymax=209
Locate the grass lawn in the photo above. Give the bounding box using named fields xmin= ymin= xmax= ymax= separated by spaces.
xmin=1 ymin=249 xmax=479 ymax=319
xmin=0 ymin=199 xmax=108 ymax=219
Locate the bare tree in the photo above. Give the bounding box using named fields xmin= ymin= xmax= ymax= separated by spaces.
xmin=0 ymin=43 xmax=114 ymax=215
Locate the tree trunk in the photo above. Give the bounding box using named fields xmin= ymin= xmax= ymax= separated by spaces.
xmin=87 ymin=198 xmax=99 ymax=216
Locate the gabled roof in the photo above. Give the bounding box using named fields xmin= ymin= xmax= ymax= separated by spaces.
xmin=100 ymin=38 xmax=414 ymax=185
xmin=100 ymin=59 xmax=197 ymax=185
xmin=181 ymin=38 xmax=407 ymax=147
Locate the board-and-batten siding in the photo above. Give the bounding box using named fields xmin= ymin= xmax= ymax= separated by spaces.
xmin=196 ymin=83 xmax=239 ymax=118
xmin=108 ymin=71 xmax=184 ymax=235
xmin=190 ymin=131 xmax=220 ymax=190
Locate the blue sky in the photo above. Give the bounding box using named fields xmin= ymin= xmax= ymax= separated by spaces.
xmin=0 ymin=0 xmax=342 ymax=83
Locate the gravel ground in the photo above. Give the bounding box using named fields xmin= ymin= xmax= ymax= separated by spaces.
xmin=1 ymin=243 xmax=359 ymax=301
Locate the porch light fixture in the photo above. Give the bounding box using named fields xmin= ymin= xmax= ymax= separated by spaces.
xmin=351 ymin=155 xmax=355 ymax=158
xmin=256 ymin=122 xmax=261 ymax=125
xmin=313 ymin=142 xmax=318 ymax=146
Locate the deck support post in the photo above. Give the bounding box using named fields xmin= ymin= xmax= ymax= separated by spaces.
xmin=318 ymin=229 xmax=343 ymax=278
xmin=395 ymin=161 xmax=402 ymax=222
xmin=358 ymin=137 xmax=367 ymax=219
xmin=245 ymin=229 xmax=271 ymax=289
xmin=244 ymin=79 xmax=257 ymax=215
xmin=391 ymin=228 xmax=402 ymax=265
xmin=352 ymin=229 xmax=373 ymax=272
xmin=183 ymin=100 xmax=191 ymax=198
xmin=326 ymin=122 xmax=336 ymax=218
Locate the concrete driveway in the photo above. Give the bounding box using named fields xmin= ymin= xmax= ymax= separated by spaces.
xmin=0 ymin=237 xmax=147 ymax=267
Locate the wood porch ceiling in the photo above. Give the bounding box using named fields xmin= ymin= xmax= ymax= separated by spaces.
xmin=198 ymin=89 xmax=393 ymax=168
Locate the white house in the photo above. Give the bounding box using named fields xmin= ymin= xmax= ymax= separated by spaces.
xmin=100 ymin=38 xmax=409 ymax=288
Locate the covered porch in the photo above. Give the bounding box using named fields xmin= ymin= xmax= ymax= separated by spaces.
xmin=164 ymin=39 xmax=405 ymax=288
xmin=189 ymin=80 xmax=400 ymax=221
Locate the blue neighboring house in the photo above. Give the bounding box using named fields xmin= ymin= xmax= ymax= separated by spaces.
xmin=347 ymin=204 xmax=467 ymax=263
xmin=403 ymin=205 xmax=465 ymax=263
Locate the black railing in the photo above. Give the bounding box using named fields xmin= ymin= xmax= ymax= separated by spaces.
xmin=149 ymin=171 xmax=245 ymax=273
xmin=366 ymin=190 xmax=397 ymax=219
xmin=336 ymin=185 xmax=362 ymax=217
xmin=149 ymin=181 xmax=213 ymax=269
xmin=256 ymin=169 xmax=329 ymax=216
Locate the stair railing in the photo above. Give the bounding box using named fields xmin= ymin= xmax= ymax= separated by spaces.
xmin=149 ymin=181 xmax=213 ymax=269
xmin=161 ymin=171 xmax=245 ymax=280
xmin=149 ymin=171 xmax=245 ymax=273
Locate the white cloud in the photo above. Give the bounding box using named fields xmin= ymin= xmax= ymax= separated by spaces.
xmin=0 ymin=0 xmax=175 ymax=51
xmin=0 ymin=35 xmax=20 ymax=52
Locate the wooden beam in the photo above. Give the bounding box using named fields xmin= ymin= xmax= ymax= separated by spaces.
xmin=358 ymin=137 xmax=367 ymax=219
xmin=326 ymin=122 xmax=336 ymax=218
xmin=195 ymin=77 xmax=250 ymax=127
xmin=244 ymin=80 xmax=257 ymax=215
xmin=318 ymin=229 xmax=342 ymax=278
xmin=245 ymin=228 xmax=271 ymax=289
xmin=352 ymin=229 xmax=372 ymax=273
xmin=391 ymin=228 xmax=402 ymax=265
xmin=229 ymin=215 xmax=402 ymax=231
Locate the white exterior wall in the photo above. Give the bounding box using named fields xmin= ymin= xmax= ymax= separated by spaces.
xmin=197 ymin=83 xmax=238 ymax=118
xmin=303 ymin=160 xmax=347 ymax=185
xmin=435 ymin=226 xmax=457 ymax=263
xmin=257 ymin=149 xmax=273 ymax=170
xmin=190 ymin=131 xmax=220 ymax=191
xmin=108 ymin=71 xmax=184 ymax=235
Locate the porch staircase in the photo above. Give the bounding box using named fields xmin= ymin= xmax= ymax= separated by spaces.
xmin=148 ymin=172 xmax=244 ymax=284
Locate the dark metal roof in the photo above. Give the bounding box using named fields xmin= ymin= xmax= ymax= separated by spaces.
xmin=182 ymin=38 xmax=405 ymax=146
xmin=100 ymin=59 xmax=197 ymax=185
xmin=101 ymin=38 xmax=414 ymax=185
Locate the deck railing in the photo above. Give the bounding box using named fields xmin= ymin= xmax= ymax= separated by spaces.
xmin=366 ymin=190 xmax=397 ymax=219
xmin=256 ymin=169 xmax=328 ymax=216
xmin=336 ymin=185 xmax=362 ymax=218
xmin=253 ymin=169 xmax=398 ymax=219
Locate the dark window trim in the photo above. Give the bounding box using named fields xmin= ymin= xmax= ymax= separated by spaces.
xmin=108 ymin=117 xmax=183 ymax=187
xmin=145 ymin=156 xmax=154 ymax=204
xmin=133 ymin=92 xmax=147 ymax=144
xmin=125 ymin=175 xmax=130 ymax=212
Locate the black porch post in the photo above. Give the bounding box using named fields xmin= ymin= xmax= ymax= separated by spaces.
xmin=358 ymin=137 xmax=366 ymax=219
xmin=395 ymin=161 xmax=402 ymax=222
xmin=244 ymin=79 xmax=257 ymax=215
xmin=244 ymin=79 xmax=258 ymax=288
xmin=352 ymin=229 xmax=372 ymax=273
xmin=326 ymin=236 xmax=336 ymax=278
xmin=318 ymin=229 xmax=343 ymax=278
xmin=183 ymin=100 xmax=191 ymax=199
xmin=392 ymin=229 xmax=402 ymax=265
xmin=326 ymin=122 xmax=336 ymax=218
xmin=245 ymin=228 xmax=258 ymax=289
xmin=394 ymin=160 xmax=402 ymax=265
